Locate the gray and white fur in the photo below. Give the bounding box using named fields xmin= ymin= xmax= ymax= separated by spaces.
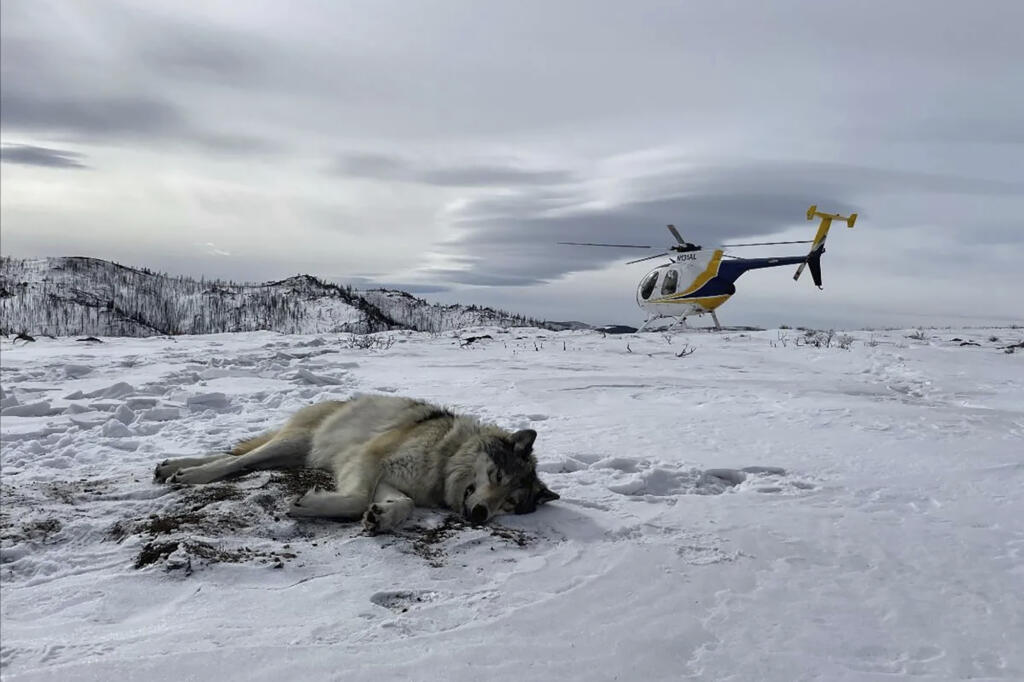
xmin=153 ymin=395 xmax=558 ymax=534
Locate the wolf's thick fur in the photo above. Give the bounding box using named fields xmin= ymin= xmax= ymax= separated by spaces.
xmin=154 ymin=395 xmax=558 ymax=533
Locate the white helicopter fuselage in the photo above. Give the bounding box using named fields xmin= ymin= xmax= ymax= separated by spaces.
xmin=563 ymin=205 xmax=857 ymax=329
xmin=636 ymin=248 xmax=733 ymax=318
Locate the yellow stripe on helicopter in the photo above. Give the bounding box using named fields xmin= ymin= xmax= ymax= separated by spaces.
xmin=676 ymin=249 xmax=724 ymax=297
xmin=649 ymin=294 xmax=732 ymax=310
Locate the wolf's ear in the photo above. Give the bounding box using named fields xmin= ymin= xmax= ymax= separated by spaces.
xmin=510 ymin=429 xmax=537 ymax=456
xmin=535 ymin=479 xmax=559 ymax=505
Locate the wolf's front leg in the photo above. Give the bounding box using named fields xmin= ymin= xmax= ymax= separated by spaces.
xmin=287 ymin=490 xmax=369 ymax=519
xmin=362 ymin=482 xmax=415 ymax=535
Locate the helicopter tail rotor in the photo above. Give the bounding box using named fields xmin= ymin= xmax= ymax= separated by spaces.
xmin=794 ymin=205 xmax=857 ymax=288
xmin=806 ymin=244 xmax=824 ymax=288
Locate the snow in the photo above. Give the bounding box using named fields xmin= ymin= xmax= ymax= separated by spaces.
xmin=1 ymin=327 xmax=1022 ymax=681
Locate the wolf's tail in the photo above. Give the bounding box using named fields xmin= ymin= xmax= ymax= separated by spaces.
xmin=230 ymin=431 xmax=278 ymax=455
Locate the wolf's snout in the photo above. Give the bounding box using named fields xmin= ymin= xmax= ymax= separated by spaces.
xmin=469 ymin=504 xmax=488 ymax=524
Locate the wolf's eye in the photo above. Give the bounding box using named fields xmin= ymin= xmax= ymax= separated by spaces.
xmin=495 ymin=471 xmax=503 ymax=484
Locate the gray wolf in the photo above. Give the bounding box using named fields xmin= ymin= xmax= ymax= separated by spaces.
xmin=153 ymin=395 xmax=558 ymax=534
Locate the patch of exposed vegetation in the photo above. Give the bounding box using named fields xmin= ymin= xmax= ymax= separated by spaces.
xmin=1 ymin=518 xmax=62 ymax=544
xmin=179 ymin=484 xmax=245 ymax=511
xmin=134 ymin=540 xmax=182 ymax=569
xmin=40 ymin=478 xmax=114 ymax=505
xmin=263 ymin=468 xmax=335 ymax=499
xmin=397 ymin=514 xmax=536 ymax=567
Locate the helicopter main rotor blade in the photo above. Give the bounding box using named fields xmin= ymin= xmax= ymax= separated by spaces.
xmin=557 ymin=241 xmax=652 ymax=249
xmin=626 ymin=252 xmax=670 ymax=265
xmin=666 ymin=225 xmax=685 ymax=244
xmin=720 ymin=239 xmax=813 ymax=247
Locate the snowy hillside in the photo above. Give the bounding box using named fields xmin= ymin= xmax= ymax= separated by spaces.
xmin=0 ymin=257 xmax=548 ymax=337
xmin=1 ymin=326 xmax=1022 ymax=681
xmin=360 ymin=288 xmax=540 ymax=332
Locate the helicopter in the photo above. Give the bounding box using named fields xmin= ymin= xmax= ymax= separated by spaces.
xmin=559 ymin=205 xmax=857 ymax=331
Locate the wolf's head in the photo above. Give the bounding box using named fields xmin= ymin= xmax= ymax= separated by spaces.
xmin=461 ymin=428 xmax=559 ymax=524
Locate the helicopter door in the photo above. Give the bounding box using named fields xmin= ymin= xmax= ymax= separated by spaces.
xmin=660 ymin=269 xmax=678 ymax=295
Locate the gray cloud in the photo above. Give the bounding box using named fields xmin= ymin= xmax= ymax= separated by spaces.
xmin=0 ymin=89 xmax=273 ymax=154
xmin=0 ymin=3 xmax=274 ymax=153
xmin=427 ymin=158 xmax=1021 ymax=286
xmin=1 ymin=144 xmax=88 ymax=169
xmin=876 ymin=115 xmax=1024 ymax=146
xmin=419 ymin=166 xmax=571 ymax=188
xmin=334 ymin=152 xmax=574 ymax=188
xmin=135 ymin=24 xmax=271 ymax=86
xmin=681 ymin=161 xmax=1024 ymax=198
xmin=1 ymin=93 xmax=183 ymax=137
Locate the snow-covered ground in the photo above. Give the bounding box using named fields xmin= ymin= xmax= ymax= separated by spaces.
xmin=1 ymin=327 xmax=1022 ymax=681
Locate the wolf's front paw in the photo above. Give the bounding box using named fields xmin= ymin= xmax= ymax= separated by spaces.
xmin=153 ymin=460 xmax=175 ymax=483
xmin=362 ymin=503 xmax=385 ymax=535
xmin=361 ymin=502 xmax=406 ymax=535
xmin=167 ymin=467 xmax=214 ymax=485
xmin=288 ymin=488 xmax=326 ymax=517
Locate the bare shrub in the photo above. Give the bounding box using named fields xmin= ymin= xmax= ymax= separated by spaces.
xmin=341 ymin=333 xmax=395 ymax=350
xmin=675 ymin=344 xmax=696 ymax=358
xmin=797 ymin=329 xmax=835 ymax=348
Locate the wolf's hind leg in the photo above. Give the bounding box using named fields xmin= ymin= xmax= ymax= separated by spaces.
xmin=166 ymin=433 xmax=310 ymax=485
xmin=362 ymin=482 xmax=415 ymax=535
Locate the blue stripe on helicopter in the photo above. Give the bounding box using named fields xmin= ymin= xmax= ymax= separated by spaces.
xmin=663 ymin=255 xmax=809 ymax=301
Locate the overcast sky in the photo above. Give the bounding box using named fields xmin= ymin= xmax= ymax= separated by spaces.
xmin=2 ymin=0 xmax=1022 ymax=328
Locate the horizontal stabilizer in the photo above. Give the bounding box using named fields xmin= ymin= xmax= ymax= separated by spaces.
xmin=795 ymin=204 xmax=854 ymax=285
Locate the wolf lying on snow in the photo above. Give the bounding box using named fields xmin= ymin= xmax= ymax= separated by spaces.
xmin=154 ymin=395 xmax=559 ymax=534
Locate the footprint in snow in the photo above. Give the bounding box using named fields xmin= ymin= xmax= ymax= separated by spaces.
xmin=370 ymin=590 xmax=443 ymax=613
xmin=603 ymin=462 xmax=799 ymax=497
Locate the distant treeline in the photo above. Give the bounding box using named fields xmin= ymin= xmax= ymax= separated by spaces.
xmin=0 ymin=256 xmax=548 ymax=337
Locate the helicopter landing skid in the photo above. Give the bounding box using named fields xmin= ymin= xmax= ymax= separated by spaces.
xmin=636 ymin=315 xmax=686 ymax=333
xmin=637 ymin=311 xmax=722 ymax=332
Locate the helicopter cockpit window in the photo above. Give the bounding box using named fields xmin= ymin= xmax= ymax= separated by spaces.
xmin=661 ymin=269 xmax=678 ymax=295
xmin=640 ymin=271 xmax=659 ymax=300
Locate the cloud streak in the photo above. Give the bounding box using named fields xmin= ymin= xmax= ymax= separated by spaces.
xmin=424 ymin=158 xmax=1021 ymax=286
xmin=1 ymin=144 xmax=89 ymax=169
xmin=334 ymin=152 xmax=574 ymax=188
